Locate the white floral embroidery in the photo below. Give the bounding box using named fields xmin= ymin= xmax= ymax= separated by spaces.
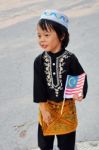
xmin=43 ymin=51 xmax=71 ymax=97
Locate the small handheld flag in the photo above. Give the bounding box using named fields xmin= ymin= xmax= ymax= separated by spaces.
xmin=61 ymin=73 xmax=85 ymax=115
xmin=64 ymin=73 xmax=86 ymax=99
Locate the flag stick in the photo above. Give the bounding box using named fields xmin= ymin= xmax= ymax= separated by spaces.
xmin=61 ymin=75 xmax=69 ymax=115
xmin=61 ymin=98 xmax=65 ymax=115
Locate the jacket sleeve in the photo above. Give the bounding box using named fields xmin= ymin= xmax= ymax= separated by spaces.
xmin=70 ymin=54 xmax=88 ymax=99
xmin=33 ymin=55 xmax=47 ymax=103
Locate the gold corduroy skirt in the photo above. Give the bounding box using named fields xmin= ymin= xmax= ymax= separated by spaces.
xmin=39 ymin=100 xmax=78 ymax=136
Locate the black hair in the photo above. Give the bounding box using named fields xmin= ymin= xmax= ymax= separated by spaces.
xmin=37 ymin=19 xmax=69 ymax=49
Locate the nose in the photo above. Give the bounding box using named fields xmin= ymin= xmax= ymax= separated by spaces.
xmin=39 ymin=36 xmax=45 ymax=42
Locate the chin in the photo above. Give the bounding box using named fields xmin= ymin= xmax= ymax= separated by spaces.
xmin=42 ymin=48 xmax=51 ymax=52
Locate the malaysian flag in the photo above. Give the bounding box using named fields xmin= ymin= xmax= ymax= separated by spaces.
xmin=64 ymin=73 xmax=86 ymax=99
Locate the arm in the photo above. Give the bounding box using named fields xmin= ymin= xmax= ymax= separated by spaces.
xmin=39 ymin=102 xmax=52 ymax=126
xmin=33 ymin=55 xmax=47 ymax=103
xmin=33 ymin=56 xmax=52 ymax=125
xmin=70 ymin=54 xmax=88 ymax=101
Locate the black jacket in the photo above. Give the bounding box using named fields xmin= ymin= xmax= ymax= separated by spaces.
xmin=33 ymin=49 xmax=88 ymax=103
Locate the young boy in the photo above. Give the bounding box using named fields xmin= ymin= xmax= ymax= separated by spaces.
xmin=33 ymin=9 xmax=88 ymax=150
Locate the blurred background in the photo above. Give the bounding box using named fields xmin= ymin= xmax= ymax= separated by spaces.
xmin=0 ymin=0 xmax=99 ymax=149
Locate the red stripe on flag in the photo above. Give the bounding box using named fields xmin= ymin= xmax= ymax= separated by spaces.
xmin=65 ymin=87 xmax=83 ymax=92
xmin=65 ymin=92 xmax=81 ymax=95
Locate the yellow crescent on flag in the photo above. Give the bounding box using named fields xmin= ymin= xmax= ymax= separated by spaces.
xmin=68 ymin=77 xmax=77 ymax=88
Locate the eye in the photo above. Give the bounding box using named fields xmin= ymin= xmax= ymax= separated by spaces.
xmin=37 ymin=34 xmax=41 ymax=38
xmin=45 ymin=34 xmax=49 ymax=37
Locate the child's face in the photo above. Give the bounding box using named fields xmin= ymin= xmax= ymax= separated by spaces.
xmin=37 ymin=25 xmax=62 ymax=53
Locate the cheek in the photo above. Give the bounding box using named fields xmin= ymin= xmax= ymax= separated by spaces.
xmin=37 ymin=38 xmax=41 ymax=45
xmin=53 ymin=38 xmax=61 ymax=45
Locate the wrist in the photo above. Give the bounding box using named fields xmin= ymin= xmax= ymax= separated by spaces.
xmin=39 ymin=102 xmax=47 ymax=112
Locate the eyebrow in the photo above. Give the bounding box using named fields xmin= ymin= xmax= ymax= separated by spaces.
xmin=37 ymin=30 xmax=51 ymax=34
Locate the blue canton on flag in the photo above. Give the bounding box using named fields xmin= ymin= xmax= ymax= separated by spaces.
xmin=66 ymin=76 xmax=78 ymax=88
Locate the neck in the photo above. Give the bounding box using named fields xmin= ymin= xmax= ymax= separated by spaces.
xmin=47 ymin=47 xmax=65 ymax=57
xmin=51 ymin=48 xmax=61 ymax=54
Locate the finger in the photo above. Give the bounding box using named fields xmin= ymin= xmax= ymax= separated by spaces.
xmin=76 ymin=97 xmax=83 ymax=102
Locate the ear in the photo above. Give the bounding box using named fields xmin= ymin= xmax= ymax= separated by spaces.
xmin=61 ymin=33 xmax=65 ymax=41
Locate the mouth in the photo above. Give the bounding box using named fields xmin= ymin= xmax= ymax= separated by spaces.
xmin=41 ymin=45 xmax=48 ymax=49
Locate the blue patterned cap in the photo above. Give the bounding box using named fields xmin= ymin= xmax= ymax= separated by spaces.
xmin=40 ymin=9 xmax=69 ymax=29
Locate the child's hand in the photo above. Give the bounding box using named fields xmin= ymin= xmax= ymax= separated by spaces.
xmin=41 ymin=110 xmax=52 ymax=126
xmin=39 ymin=102 xmax=52 ymax=126
xmin=73 ymin=94 xmax=83 ymax=102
